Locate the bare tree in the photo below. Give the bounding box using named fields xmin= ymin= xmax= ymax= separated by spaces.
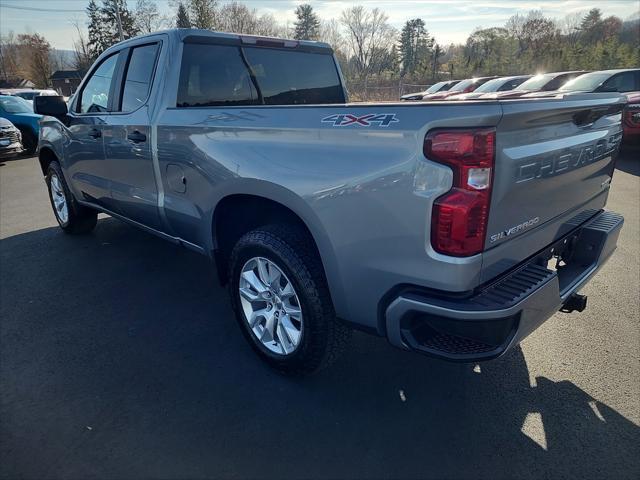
xmin=319 ymin=19 xmax=344 ymax=52
xmin=218 ymin=2 xmax=257 ymax=33
xmin=340 ymin=6 xmax=395 ymax=80
xmin=0 ymin=32 xmax=21 ymax=82
xmin=254 ymin=13 xmax=288 ymax=37
xmin=17 ymin=33 xmax=52 ymax=88
xmin=134 ymin=0 xmax=166 ymax=34
xmin=72 ymin=21 xmax=93 ymax=72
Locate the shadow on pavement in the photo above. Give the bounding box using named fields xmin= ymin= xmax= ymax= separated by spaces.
xmin=616 ymin=146 xmax=640 ymax=176
xmin=1 ymin=218 xmax=639 ymax=479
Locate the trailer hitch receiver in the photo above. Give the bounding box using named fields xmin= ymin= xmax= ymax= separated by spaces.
xmin=560 ymin=293 xmax=588 ymax=313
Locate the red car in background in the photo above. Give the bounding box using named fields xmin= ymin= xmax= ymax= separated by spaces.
xmin=420 ymin=76 xmax=498 ymax=101
xmin=479 ymin=71 xmax=587 ymax=100
xmin=623 ymin=92 xmax=640 ymax=144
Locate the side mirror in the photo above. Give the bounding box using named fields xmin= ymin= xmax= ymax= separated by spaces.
xmin=34 ymin=95 xmax=68 ymax=117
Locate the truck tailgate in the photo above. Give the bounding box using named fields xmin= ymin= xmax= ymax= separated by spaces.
xmin=483 ymin=94 xmax=624 ymax=277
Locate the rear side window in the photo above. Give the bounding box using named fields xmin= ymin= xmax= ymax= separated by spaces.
xmin=242 ymin=47 xmax=344 ymax=105
xmin=177 ymin=44 xmax=257 ymax=107
xmin=177 ymin=43 xmax=344 ymax=107
xmin=121 ymin=43 xmax=159 ymax=112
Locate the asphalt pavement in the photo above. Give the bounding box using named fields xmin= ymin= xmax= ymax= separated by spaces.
xmin=1 ymin=150 xmax=639 ymax=479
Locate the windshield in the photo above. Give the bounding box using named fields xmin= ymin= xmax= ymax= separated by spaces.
xmin=425 ymin=81 xmax=447 ymax=94
xmin=473 ymin=78 xmax=507 ymax=93
xmin=449 ymin=79 xmax=474 ymax=92
xmin=516 ymin=74 xmax=552 ymax=91
xmin=0 ymin=96 xmax=32 ymax=113
xmin=16 ymin=91 xmax=37 ymax=100
xmin=559 ymin=72 xmax=610 ymax=91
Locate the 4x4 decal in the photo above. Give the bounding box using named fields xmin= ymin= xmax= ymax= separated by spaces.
xmin=322 ymin=113 xmax=399 ymax=127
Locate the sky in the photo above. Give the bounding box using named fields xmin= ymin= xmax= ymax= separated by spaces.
xmin=0 ymin=0 xmax=638 ymax=50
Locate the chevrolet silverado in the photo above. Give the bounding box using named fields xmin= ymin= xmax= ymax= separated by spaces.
xmin=34 ymin=29 xmax=625 ymax=374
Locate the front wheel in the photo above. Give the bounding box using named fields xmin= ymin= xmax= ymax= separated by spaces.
xmin=46 ymin=161 xmax=97 ymax=234
xmin=20 ymin=129 xmax=37 ymax=155
xmin=228 ymin=224 xmax=351 ymax=375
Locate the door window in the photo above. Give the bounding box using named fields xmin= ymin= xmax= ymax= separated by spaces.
xmin=177 ymin=44 xmax=257 ymax=107
xmin=79 ymin=54 xmax=118 ymax=113
xmin=242 ymin=47 xmax=345 ymax=104
xmin=120 ymin=43 xmax=160 ymax=112
xmin=601 ymin=72 xmax=635 ymax=93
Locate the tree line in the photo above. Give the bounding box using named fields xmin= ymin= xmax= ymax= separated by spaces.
xmin=0 ymin=0 xmax=638 ymax=98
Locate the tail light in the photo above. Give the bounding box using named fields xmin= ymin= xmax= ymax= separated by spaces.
xmin=425 ymin=128 xmax=495 ymax=256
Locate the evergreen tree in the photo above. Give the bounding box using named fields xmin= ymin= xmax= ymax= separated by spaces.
xmin=87 ymin=0 xmax=106 ymax=59
xmin=398 ymin=18 xmax=433 ymax=77
xmin=580 ymin=8 xmax=603 ymax=31
xmin=176 ymin=2 xmax=191 ymax=28
xmin=100 ymin=0 xmax=138 ymax=45
xmin=294 ymin=4 xmax=320 ymax=40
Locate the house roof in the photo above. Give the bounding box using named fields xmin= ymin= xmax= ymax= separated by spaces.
xmin=50 ymin=70 xmax=85 ymax=80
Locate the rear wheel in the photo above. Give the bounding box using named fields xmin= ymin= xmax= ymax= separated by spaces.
xmin=46 ymin=161 xmax=97 ymax=234
xmin=228 ymin=224 xmax=351 ymax=375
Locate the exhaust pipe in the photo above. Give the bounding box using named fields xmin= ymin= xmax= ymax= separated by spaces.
xmin=560 ymin=293 xmax=588 ymax=313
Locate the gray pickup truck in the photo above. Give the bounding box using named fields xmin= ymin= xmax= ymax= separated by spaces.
xmin=35 ymin=29 xmax=624 ymax=374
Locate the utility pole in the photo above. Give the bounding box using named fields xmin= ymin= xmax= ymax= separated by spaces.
xmin=115 ymin=1 xmax=124 ymax=42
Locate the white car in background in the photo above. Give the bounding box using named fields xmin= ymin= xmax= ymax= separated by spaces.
xmin=12 ymin=89 xmax=59 ymax=105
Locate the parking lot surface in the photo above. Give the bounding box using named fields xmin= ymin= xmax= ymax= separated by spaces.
xmin=1 ymin=151 xmax=639 ymax=479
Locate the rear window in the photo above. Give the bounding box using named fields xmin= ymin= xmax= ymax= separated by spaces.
xmin=177 ymin=43 xmax=344 ymax=107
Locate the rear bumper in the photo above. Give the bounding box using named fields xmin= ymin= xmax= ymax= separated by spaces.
xmin=385 ymin=210 xmax=624 ymax=362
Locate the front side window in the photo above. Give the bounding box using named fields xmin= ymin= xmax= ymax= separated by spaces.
xmin=121 ymin=43 xmax=160 ymax=112
xmin=79 ymin=53 xmax=118 ymax=113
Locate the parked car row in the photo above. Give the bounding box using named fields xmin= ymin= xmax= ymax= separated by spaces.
xmin=0 ymin=88 xmax=59 ymax=104
xmin=402 ymin=69 xmax=639 ymax=102
xmin=0 ymin=95 xmax=41 ymax=157
xmin=401 ymin=68 xmax=640 ymax=144
xmin=0 ymin=116 xmax=23 ymax=159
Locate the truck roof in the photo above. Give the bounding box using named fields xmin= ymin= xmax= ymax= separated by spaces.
xmin=106 ymin=28 xmax=333 ymax=53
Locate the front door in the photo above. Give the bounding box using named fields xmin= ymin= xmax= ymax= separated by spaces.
xmin=65 ymin=52 xmax=120 ymax=211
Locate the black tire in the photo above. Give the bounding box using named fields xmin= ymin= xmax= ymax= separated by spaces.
xmin=45 ymin=161 xmax=97 ymax=234
xmin=20 ymin=128 xmax=37 ymax=155
xmin=229 ymin=224 xmax=351 ymax=375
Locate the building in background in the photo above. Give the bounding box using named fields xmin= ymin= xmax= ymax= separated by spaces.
xmin=50 ymin=70 xmax=84 ymax=97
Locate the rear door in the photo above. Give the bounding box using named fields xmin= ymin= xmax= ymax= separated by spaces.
xmin=485 ymin=94 xmax=623 ymax=263
xmin=102 ymin=41 xmax=163 ymax=230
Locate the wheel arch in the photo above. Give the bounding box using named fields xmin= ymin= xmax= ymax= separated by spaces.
xmin=38 ymin=146 xmax=59 ymax=175
xmin=210 ymin=186 xmax=348 ymax=319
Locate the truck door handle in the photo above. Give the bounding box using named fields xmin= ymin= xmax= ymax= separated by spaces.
xmin=127 ymin=131 xmax=147 ymax=143
xmin=88 ymin=128 xmax=101 ymax=138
